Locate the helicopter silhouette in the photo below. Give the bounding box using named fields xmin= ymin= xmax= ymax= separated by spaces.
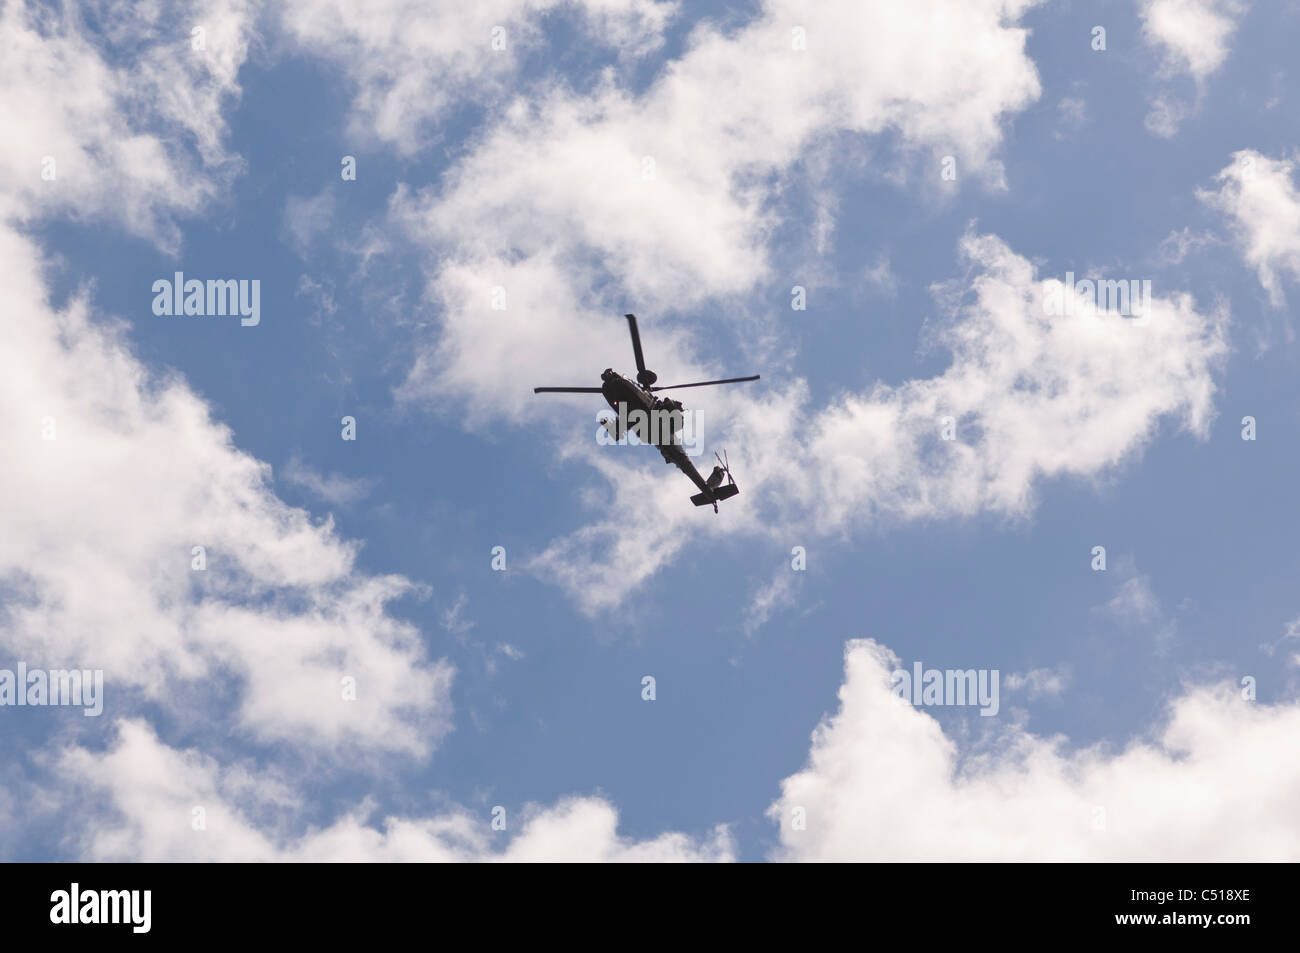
xmin=534 ymin=314 xmax=759 ymax=512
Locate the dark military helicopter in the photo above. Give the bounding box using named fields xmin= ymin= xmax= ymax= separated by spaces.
xmin=534 ymin=314 xmax=759 ymax=512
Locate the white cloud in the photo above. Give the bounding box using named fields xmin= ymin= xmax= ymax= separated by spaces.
xmin=440 ymin=592 xmax=476 ymax=640
xmin=1140 ymin=0 xmax=1248 ymax=81
xmin=1139 ymin=1 xmax=1248 ymax=136
xmin=0 ymin=223 xmax=453 ymax=754
xmin=768 ymin=639 xmax=1300 ymax=860
xmin=1261 ymin=616 xmax=1300 ymax=662
xmin=280 ymin=0 xmax=679 ymax=155
xmin=1098 ymin=570 xmax=1164 ymax=627
xmin=0 ymin=0 xmax=254 ymax=250
xmin=57 ymin=719 xmax=734 ymax=862
xmin=863 ymin=255 xmax=899 ymax=297
xmin=1004 ymin=668 xmax=1068 ymax=700
xmin=1055 ymin=95 xmax=1086 ymax=137
xmin=1156 ymin=226 xmax=1220 ymax=265
xmin=1199 ymin=150 xmax=1300 ymax=306
xmin=801 ymin=235 xmax=1225 ymax=528
xmin=294 ymin=274 xmax=340 ymax=323
xmin=283 ymin=189 xmax=337 ymax=257
xmin=280 ymin=455 xmax=374 ymax=505
xmin=743 ymin=570 xmax=797 ymax=636
xmin=1143 ymin=94 xmax=1191 ymax=138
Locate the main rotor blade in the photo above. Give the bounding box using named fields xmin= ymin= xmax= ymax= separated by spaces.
xmin=624 ymin=313 xmax=648 ymax=375
xmin=650 ymin=375 xmax=760 ymax=391
xmin=533 ymin=387 xmax=603 ymax=393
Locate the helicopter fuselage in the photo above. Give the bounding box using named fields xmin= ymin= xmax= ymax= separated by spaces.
xmin=599 ymin=367 xmax=724 ymax=480
xmin=599 ymin=368 xmax=685 ymax=447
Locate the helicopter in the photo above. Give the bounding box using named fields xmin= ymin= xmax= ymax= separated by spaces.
xmin=534 ymin=313 xmax=760 ymax=512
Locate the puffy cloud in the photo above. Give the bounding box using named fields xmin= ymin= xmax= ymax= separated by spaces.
xmin=801 ymin=235 xmax=1225 ymax=526
xmin=1143 ymin=94 xmax=1191 ymax=139
xmin=0 ymin=224 xmax=452 ymax=753
xmin=1140 ymin=0 xmax=1248 ymax=82
xmin=56 ymin=720 xmax=734 ymax=862
xmin=1138 ymin=1 xmax=1248 ymax=137
xmin=0 ymin=0 xmax=255 ymax=249
xmin=1199 ymin=149 xmax=1300 ymax=306
xmin=280 ymin=0 xmax=679 ymax=154
xmin=768 ymin=639 xmax=1300 ymax=861
xmin=532 ymin=234 xmax=1227 ymax=613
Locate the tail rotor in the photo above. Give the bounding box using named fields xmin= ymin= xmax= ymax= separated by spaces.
xmin=692 ymin=448 xmax=741 ymax=511
xmin=715 ymin=449 xmax=736 ymax=488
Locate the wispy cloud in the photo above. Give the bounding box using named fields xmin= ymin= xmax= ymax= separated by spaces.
xmin=1004 ymin=668 xmax=1069 ymax=700
xmin=280 ymin=455 xmax=374 ymax=505
xmin=743 ymin=570 xmax=798 ymax=636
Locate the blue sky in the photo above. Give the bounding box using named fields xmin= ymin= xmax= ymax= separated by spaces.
xmin=4 ymin=0 xmax=1300 ymax=861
